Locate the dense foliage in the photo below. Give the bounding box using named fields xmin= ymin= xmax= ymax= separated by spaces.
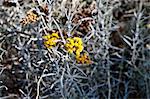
xmin=0 ymin=0 xmax=150 ymax=98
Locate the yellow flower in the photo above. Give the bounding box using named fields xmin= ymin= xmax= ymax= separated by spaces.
xmin=67 ymin=38 xmax=75 ymax=46
xmin=43 ymin=34 xmax=51 ymax=39
xmin=76 ymin=46 xmax=84 ymax=56
xmin=67 ymin=48 xmax=74 ymax=54
xmin=76 ymin=53 xmax=92 ymax=64
xmin=51 ymin=32 xmax=59 ymax=38
xmin=65 ymin=37 xmax=83 ymax=56
xmin=74 ymin=37 xmax=83 ymax=45
xmin=43 ymin=32 xmax=60 ymax=49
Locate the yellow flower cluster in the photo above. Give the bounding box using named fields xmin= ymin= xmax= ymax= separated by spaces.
xmin=65 ymin=37 xmax=83 ymax=56
xmin=43 ymin=32 xmax=60 ymax=49
xmin=76 ymin=53 xmax=92 ymax=64
xmin=43 ymin=33 xmax=92 ymax=64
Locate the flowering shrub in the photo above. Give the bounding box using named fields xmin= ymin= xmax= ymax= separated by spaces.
xmin=1 ymin=0 xmax=150 ymax=99
xmin=43 ymin=32 xmax=90 ymax=64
